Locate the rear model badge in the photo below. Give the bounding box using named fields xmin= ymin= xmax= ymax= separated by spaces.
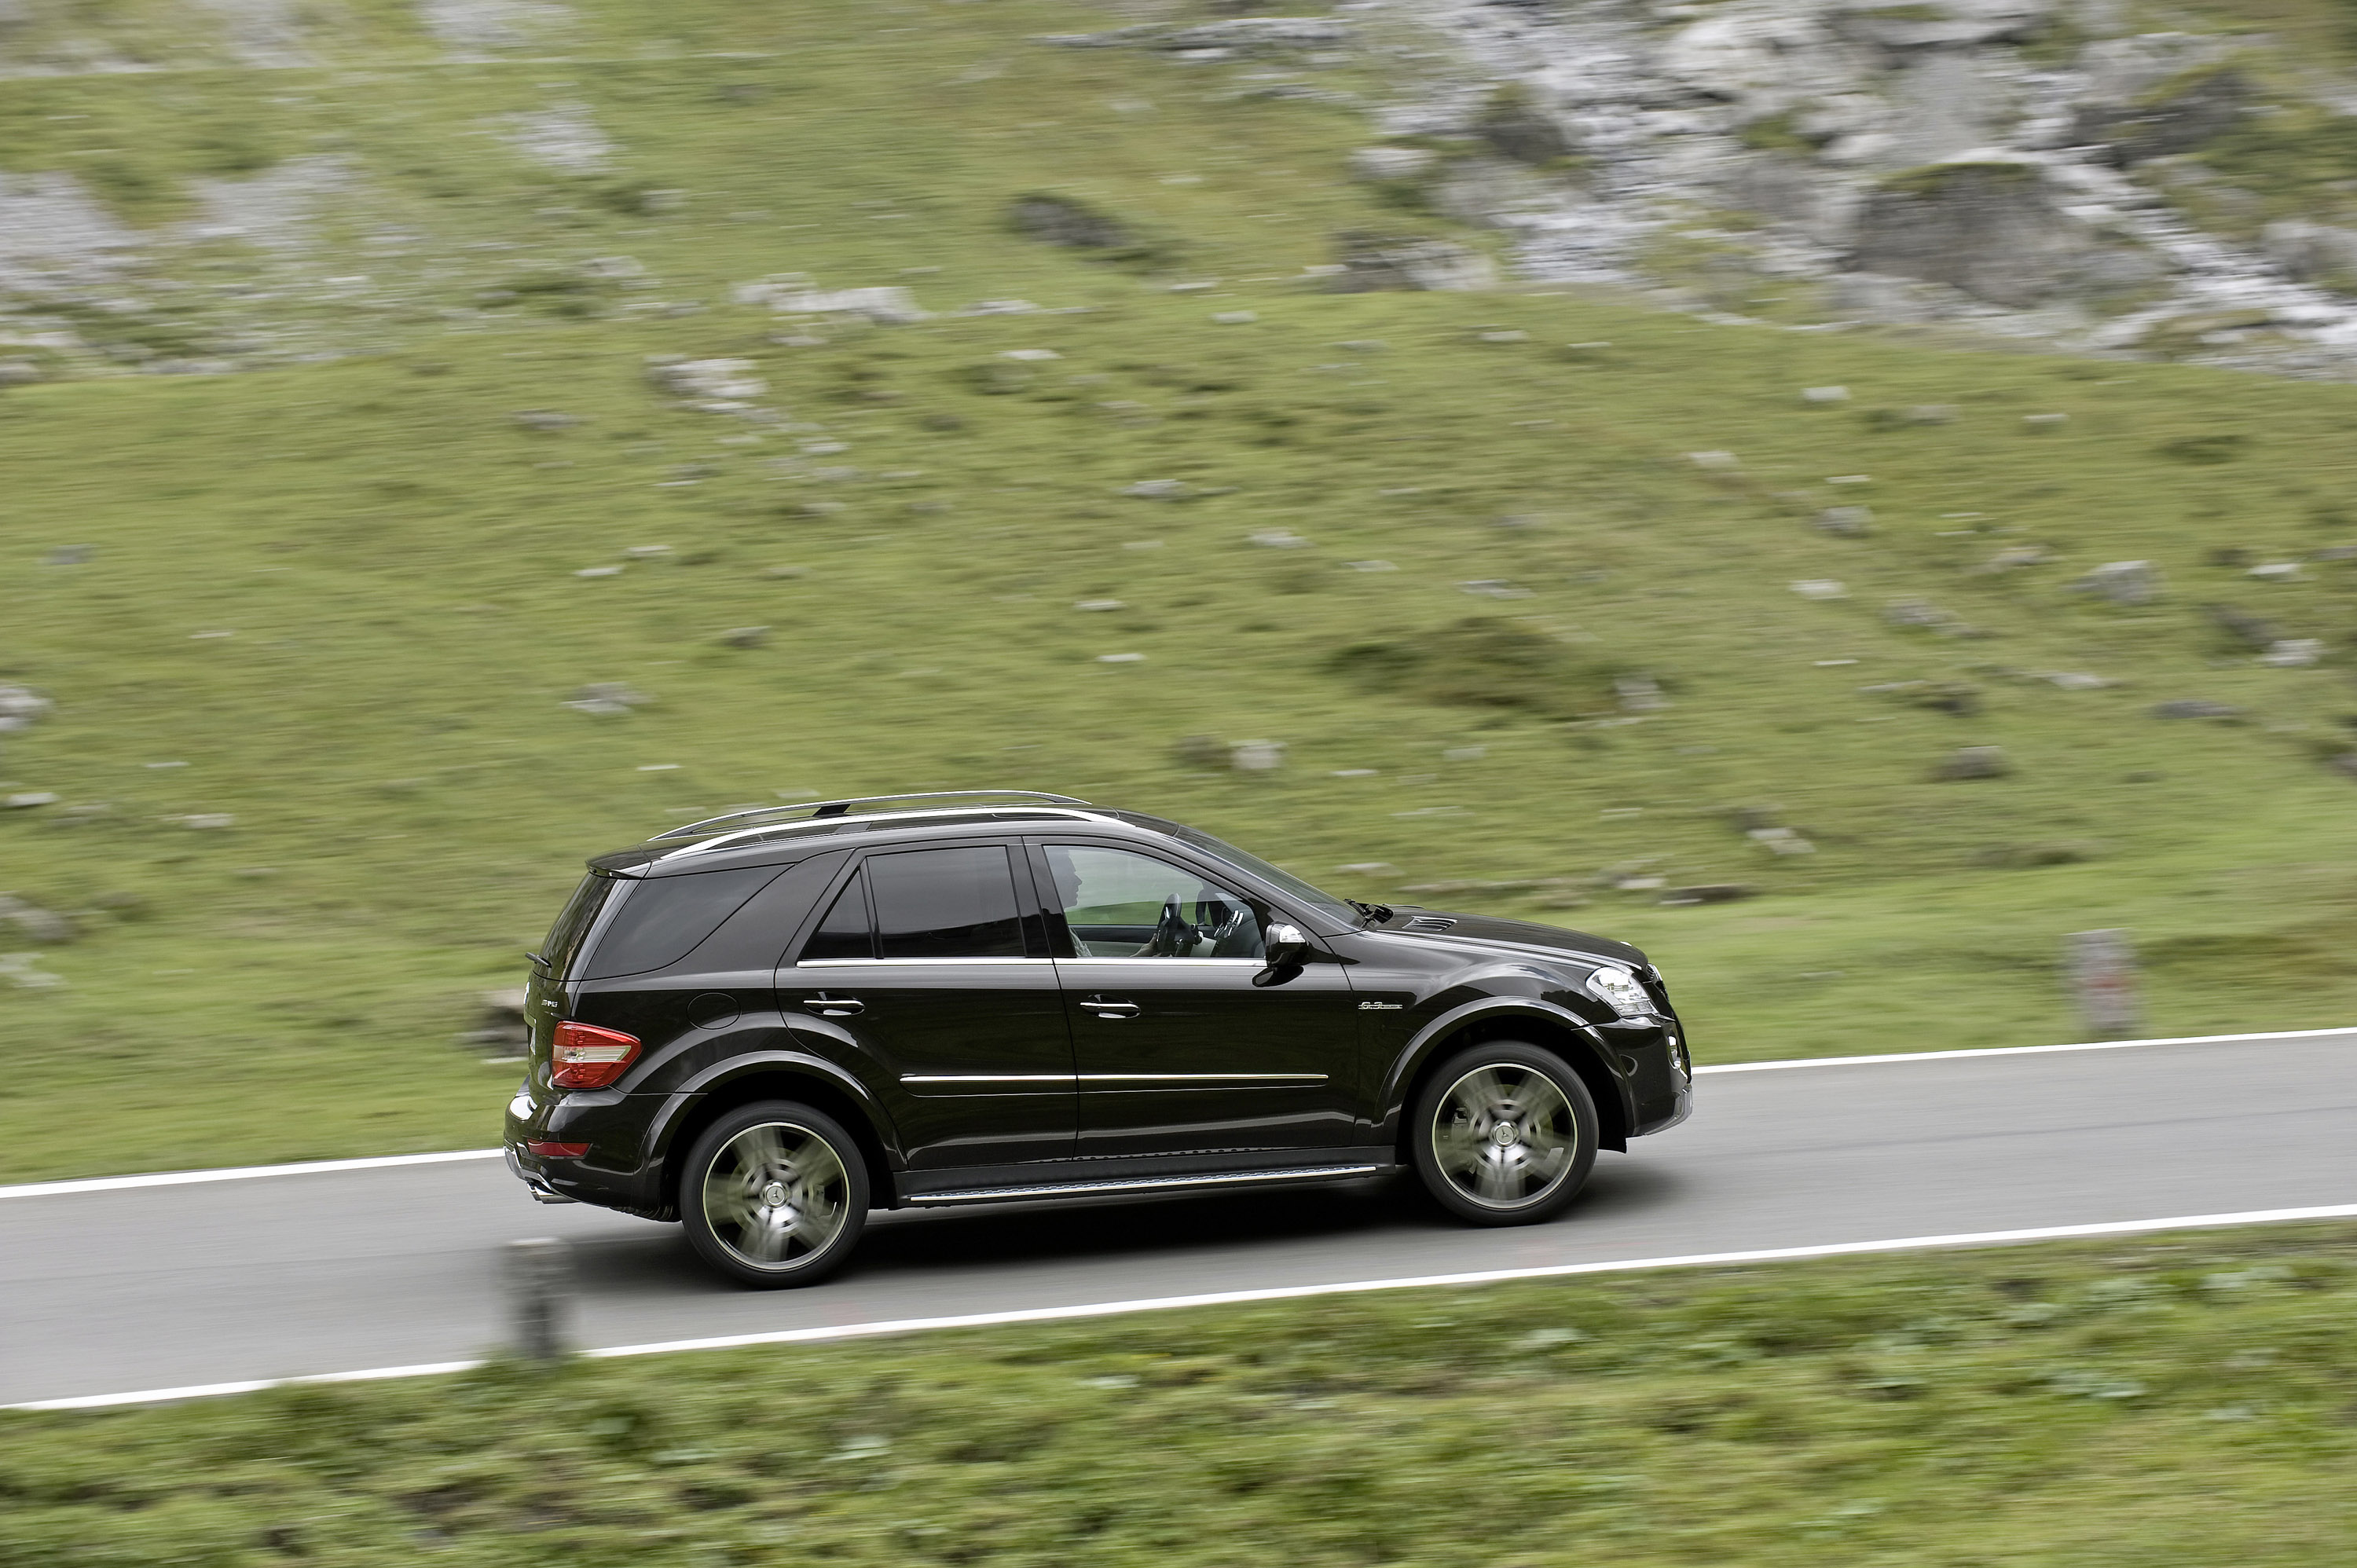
xmin=1358 ymin=1001 xmax=1403 ymax=1011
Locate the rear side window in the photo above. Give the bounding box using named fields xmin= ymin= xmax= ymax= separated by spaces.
xmin=869 ymin=845 xmax=1027 ymax=959
xmin=541 ymin=874 xmax=616 ymax=978
xmin=580 ymin=866 xmax=783 ymax=979
xmin=801 ymin=868 xmax=874 ymax=962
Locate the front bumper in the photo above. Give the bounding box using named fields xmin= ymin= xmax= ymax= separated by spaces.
xmin=1593 ymin=1015 xmax=1693 ymax=1138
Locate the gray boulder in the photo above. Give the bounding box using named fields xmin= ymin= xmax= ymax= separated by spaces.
xmin=1008 ymin=194 xmax=1131 ymax=251
xmin=1350 ymin=146 xmax=1439 ymax=183
xmin=1851 ymin=161 xmax=2128 ymax=308
xmin=1328 ymin=233 xmax=1497 ymax=292
xmin=2264 ymin=221 xmax=2357 ymax=288
xmin=1833 ymin=0 xmax=2054 ymax=49
xmin=2070 ymin=66 xmax=2249 ymax=166
xmin=1933 ymin=745 xmax=2012 ymax=780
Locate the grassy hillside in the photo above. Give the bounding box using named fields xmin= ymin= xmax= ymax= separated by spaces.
xmin=5 ymin=1223 xmax=2354 ymax=1564
xmin=4 ymin=1 xmax=2357 ymax=1181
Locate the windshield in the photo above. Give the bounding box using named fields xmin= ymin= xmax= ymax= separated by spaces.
xmin=1166 ymin=825 xmax=1358 ymax=923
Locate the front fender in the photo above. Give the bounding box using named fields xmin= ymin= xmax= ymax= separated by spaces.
xmin=1380 ymin=995 xmax=1632 ymax=1144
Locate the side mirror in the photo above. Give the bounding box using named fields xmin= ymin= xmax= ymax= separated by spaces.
xmin=1256 ymin=921 xmax=1310 ymax=985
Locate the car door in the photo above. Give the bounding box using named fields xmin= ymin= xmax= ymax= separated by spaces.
xmin=779 ymin=841 xmax=1075 ymax=1171
xmin=1030 ymin=839 xmax=1362 ymax=1160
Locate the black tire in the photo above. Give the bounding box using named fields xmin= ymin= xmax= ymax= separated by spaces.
xmin=1409 ymin=1040 xmax=1600 ymax=1226
xmin=679 ymin=1101 xmax=871 ymax=1288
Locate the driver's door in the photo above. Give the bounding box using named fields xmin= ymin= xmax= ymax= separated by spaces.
xmin=1029 ymin=841 xmax=1362 ymax=1159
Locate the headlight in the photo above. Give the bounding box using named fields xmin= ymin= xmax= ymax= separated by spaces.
xmin=1584 ymin=966 xmax=1652 ymax=1018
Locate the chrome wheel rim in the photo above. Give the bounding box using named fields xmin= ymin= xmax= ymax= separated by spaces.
xmin=702 ymin=1121 xmax=850 ymax=1270
xmin=1430 ymin=1064 xmax=1578 ymax=1211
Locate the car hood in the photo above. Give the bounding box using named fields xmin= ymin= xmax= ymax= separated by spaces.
xmin=1375 ymin=909 xmax=1648 ymax=971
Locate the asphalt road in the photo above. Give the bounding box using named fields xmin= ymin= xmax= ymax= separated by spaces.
xmin=5 ymin=1033 xmax=2352 ymax=1407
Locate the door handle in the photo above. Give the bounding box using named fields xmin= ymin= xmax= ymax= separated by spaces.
xmin=811 ymin=993 xmax=864 ymax=1018
xmin=1079 ymin=997 xmax=1139 ymax=1020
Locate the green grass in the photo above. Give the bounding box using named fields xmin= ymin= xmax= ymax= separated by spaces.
xmin=5 ymin=1223 xmax=2355 ymax=1565
xmin=4 ymin=1 xmax=2357 ymax=1181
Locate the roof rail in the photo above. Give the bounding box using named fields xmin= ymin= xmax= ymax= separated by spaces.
xmin=652 ymin=789 xmax=1091 ymax=841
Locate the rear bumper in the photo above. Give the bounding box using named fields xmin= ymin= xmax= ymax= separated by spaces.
xmin=503 ymin=1088 xmax=670 ymax=1214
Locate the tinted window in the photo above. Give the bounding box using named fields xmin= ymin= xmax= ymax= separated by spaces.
xmin=1044 ymin=844 xmax=1263 ymax=960
xmin=685 ymin=851 xmax=850 ymax=972
xmin=580 ymin=866 xmax=783 ymax=979
xmin=801 ymin=869 xmax=874 ymax=962
xmin=541 ymin=874 xmax=617 ymax=978
xmin=869 ymin=846 xmax=1027 ymax=959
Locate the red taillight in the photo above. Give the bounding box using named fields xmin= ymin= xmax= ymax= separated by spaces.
xmin=550 ymin=1021 xmax=641 ymax=1090
xmin=526 ymin=1141 xmax=590 ymax=1159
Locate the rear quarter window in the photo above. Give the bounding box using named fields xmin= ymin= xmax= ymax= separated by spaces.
xmin=541 ymin=874 xmax=617 ymax=979
xmin=579 ymin=865 xmax=784 ymax=980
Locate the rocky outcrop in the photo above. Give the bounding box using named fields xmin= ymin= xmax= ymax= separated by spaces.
xmin=2264 ymin=221 xmax=2357 ymax=287
xmin=2070 ymin=64 xmax=2251 ymax=167
xmin=1852 ymin=161 xmax=2148 ymax=308
xmin=1327 ymin=232 xmax=1497 ymax=292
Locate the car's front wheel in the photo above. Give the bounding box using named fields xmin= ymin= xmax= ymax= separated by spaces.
xmin=680 ymin=1101 xmax=870 ymax=1288
xmin=1410 ymin=1041 xmax=1599 ymax=1225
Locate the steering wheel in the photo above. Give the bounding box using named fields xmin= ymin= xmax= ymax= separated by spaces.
xmin=1139 ymin=896 xmax=1197 ymax=958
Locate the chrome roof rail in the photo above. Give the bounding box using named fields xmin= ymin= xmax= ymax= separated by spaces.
xmin=653 ymin=789 xmax=1091 ymax=841
xmin=656 ymin=804 xmax=1113 ymax=862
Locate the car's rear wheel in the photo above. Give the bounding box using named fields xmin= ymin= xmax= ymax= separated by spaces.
xmin=680 ymin=1101 xmax=870 ymax=1288
xmin=1410 ymin=1041 xmax=1599 ymax=1226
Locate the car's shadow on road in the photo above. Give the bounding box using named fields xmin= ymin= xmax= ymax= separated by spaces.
xmin=561 ymin=1156 xmax=1694 ymax=1301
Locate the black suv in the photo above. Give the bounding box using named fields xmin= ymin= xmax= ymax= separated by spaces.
xmin=504 ymin=791 xmax=1692 ymax=1286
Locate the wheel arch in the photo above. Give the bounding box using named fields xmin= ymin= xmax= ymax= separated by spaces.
xmin=1387 ymin=1001 xmax=1630 ymax=1161
xmin=651 ymin=1055 xmax=901 ymax=1215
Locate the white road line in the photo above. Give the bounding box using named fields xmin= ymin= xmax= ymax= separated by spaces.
xmin=12 ymin=1201 xmax=2356 ymax=1412
xmin=0 ymin=1149 xmax=503 ymax=1200
xmin=4 ymin=1024 xmax=2350 ymax=1201
xmin=1691 ymin=1024 xmax=2357 ymax=1075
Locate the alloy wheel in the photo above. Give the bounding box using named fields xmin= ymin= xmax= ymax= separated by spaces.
xmin=700 ymin=1120 xmax=850 ymax=1270
xmin=1428 ymin=1063 xmax=1579 ymax=1211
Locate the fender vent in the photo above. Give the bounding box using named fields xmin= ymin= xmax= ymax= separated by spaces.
xmin=1402 ymin=915 xmax=1457 ymax=933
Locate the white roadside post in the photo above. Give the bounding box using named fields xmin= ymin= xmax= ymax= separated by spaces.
xmin=2068 ymin=929 xmax=2141 ymax=1040
xmin=505 ymin=1237 xmax=576 ymax=1363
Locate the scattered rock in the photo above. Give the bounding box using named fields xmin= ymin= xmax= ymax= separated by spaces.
xmin=1248 ymin=529 xmax=1311 ymax=549
xmin=1819 ymin=505 xmax=1874 ymax=537
xmin=747 ymin=281 xmax=929 ymax=324
xmin=4 ymin=792 xmax=58 ymax=810
xmin=2205 ymin=603 xmax=2278 ymax=650
xmin=0 ymin=360 xmax=46 ymax=387
xmin=1659 ymin=884 xmax=1754 ymax=907
xmin=2072 ymin=66 xmax=2251 ymax=167
xmin=1802 ymin=385 xmax=1849 ymax=405
xmin=0 ymin=895 xmax=74 ymax=943
xmin=2245 ymin=562 xmax=2303 ymax=582
xmin=1008 ymin=194 xmax=1131 ymax=251
xmin=0 ymin=687 xmax=53 ymax=734
xmin=0 ymin=953 xmax=64 ymax=989
xmin=46 ymin=545 xmax=94 ymax=565
xmin=1747 ymin=826 xmax=1816 ymax=855
xmin=1790 ymin=579 xmax=1848 ymax=600
xmin=1172 ymin=735 xmax=1229 ymax=768
xmin=2022 ymin=412 xmax=2069 ymax=432
xmin=645 ymin=356 xmax=767 ymax=403
xmin=179 ymin=813 xmax=236 ymax=830
xmin=1852 ymin=161 xmax=2148 ymax=309
xmin=2074 ymin=560 xmax=2162 ymax=606
xmin=2259 ymin=638 xmax=2323 ymax=667
xmin=719 ymin=626 xmax=770 ymax=648
xmin=2329 ymin=754 xmax=2357 ymax=782
xmin=2150 ymin=699 xmax=2243 ymax=720
xmin=1326 ymin=232 xmax=1496 ymax=292
xmin=1211 ymin=310 xmax=1259 ymax=324
xmin=1885 ymin=596 xmax=1961 ymax=631
xmin=1122 ymin=479 xmax=1189 ymax=500
xmin=1350 ymin=146 xmax=1439 ymax=182
xmin=1475 ymin=82 xmax=1575 ymax=167
xmin=1932 ymin=745 xmax=2011 ymax=780
xmin=1975 ymin=841 xmax=2098 ymax=868
xmin=1230 ymin=740 xmax=1285 ymax=772
xmin=1614 ymin=673 xmax=1668 ymax=712
xmin=511 ymin=409 xmax=581 ymax=431
xmin=565 ymin=682 xmax=650 ymax=716
xmin=460 ymin=987 xmax=532 ymax=1053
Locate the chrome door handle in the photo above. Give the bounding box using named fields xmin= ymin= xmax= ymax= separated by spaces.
xmin=1079 ymin=998 xmax=1139 ymax=1020
xmin=811 ymin=994 xmax=864 ymax=1018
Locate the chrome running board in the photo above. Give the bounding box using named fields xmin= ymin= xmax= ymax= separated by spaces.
xmin=906 ymin=1163 xmax=1385 ymax=1206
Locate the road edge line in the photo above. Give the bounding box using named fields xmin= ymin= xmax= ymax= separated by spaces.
xmin=13 ymin=1201 xmax=2355 ymax=1412
xmin=0 ymin=1149 xmax=504 ymax=1200
xmin=1692 ymin=1024 xmax=2357 ymax=1074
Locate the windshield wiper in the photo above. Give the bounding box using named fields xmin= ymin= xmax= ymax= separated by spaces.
xmin=1347 ymin=899 xmax=1393 ymax=925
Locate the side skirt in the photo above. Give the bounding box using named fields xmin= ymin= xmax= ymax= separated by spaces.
xmin=900 ymin=1161 xmax=1394 ymax=1207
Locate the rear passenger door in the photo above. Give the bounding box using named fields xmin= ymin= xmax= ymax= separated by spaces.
xmin=779 ymin=841 xmax=1075 ymax=1172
